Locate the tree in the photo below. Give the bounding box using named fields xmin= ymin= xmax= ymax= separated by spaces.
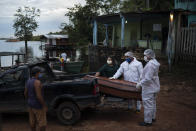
xmin=120 ymin=0 xmax=174 ymax=12
xmin=120 ymin=0 xmax=146 ymax=12
xmin=61 ymin=0 xmax=121 ymax=46
xmin=150 ymin=0 xmax=174 ymax=11
xmin=13 ymin=6 xmax=40 ymax=62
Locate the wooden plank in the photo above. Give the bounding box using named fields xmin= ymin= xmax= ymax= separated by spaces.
xmin=191 ymin=28 xmax=194 ymax=62
xmin=83 ymin=75 xmax=141 ymax=100
xmin=176 ymin=14 xmax=181 ymax=63
xmin=183 ymin=28 xmax=187 ymax=62
xmin=12 ymin=55 xmax=14 ymax=66
xmin=99 ymin=86 xmax=141 ymax=100
xmin=181 ymin=29 xmax=185 ymax=61
xmin=187 ymin=28 xmax=190 ymax=62
xmin=194 ymin=29 xmax=196 ymax=62
xmin=189 ymin=28 xmax=193 ymax=62
xmin=84 ymin=75 xmax=137 ymax=91
xmin=181 ymin=28 xmax=185 ymax=61
xmin=186 ymin=28 xmax=189 ymax=62
xmin=180 ymin=29 xmax=183 ymax=61
xmin=179 ymin=28 xmax=182 ymax=61
xmin=190 ymin=28 xmax=192 ymax=61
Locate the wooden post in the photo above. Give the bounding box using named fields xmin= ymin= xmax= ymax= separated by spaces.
xmin=167 ymin=11 xmax=174 ymax=72
xmin=12 ymin=55 xmax=14 ymax=66
xmin=140 ymin=18 xmax=143 ymax=40
xmin=183 ymin=28 xmax=187 ymax=62
xmin=0 ymin=113 xmax=2 ymax=131
xmin=146 ymin=0 xmax=149 ymax=8
xmin=193 ymin=29 xmax=196 ymax=62
xmin=186 ymin=28 xmax=190 ymax=62
xmin=17 ymin=55 xmax=19 ymax=63
xmin=175 ymin=13 xmax=181 ymax=63
xmin=93 ymin=20 xmax=98 ymax=46
xmin=112 ymin=25 xmax=115 ymax=47
xmin=147 ymin=38 xmax=150 ymax=49
xmin=190 ymin=28 xmax=193 ymax=62
xmin=120 ymin=14 xmax=125 ymax=48
xmin=25 ymin=40 xmax=28 ymax=63
xmin=104 ymin=24 xmax=109 ymax=46
xmin=180 ymin=28 xmax=183 ymax=61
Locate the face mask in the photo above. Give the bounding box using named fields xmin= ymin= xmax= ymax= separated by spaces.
xmin=144 ymin=56 xmax=149 ymax=62
xmin=126 ymin=58 xmax=132 ymax=63
xmin=107 ymin=60 xmax=112 ymax=65
xmin=38 ymin=74 xmax=42 ymax=79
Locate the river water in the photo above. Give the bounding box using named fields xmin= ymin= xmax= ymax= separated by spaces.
xmin=0 ymin=40 xmax=44 ymax=67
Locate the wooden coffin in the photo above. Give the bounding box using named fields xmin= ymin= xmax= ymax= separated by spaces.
xmin=83 ymin=75 xmax=142 ymax=100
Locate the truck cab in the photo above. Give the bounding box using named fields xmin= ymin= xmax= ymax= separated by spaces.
xmin=0 ymin=62 xmax=100 ymax=125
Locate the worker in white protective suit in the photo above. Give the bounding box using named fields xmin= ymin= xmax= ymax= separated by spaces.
xmin=110 ymin=51 xmax=143 ymax=112
xmin=136 ymin=49 xmax=160 ymax=126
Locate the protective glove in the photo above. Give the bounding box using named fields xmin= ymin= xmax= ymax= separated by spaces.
xmin=109 ymin=76 xmax=116 ymax=80
xmin=136 ymin=83 xmax=142 ymax=89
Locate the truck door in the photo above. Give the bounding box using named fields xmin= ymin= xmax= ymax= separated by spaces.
xmin=0 ymin=69 xmax=27 ymax=112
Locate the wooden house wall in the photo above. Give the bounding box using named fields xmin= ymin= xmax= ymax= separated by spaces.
xmin=111 ymin=17 xmax=169 ymax=51
xmin=56 ymin=38 xmax=69 ymax=45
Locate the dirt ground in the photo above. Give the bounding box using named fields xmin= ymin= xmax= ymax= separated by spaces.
xmin=1 ymin=64 xmax=196 ymax=131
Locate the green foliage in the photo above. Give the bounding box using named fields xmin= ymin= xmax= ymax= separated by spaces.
xmin=150 ymin=0 xmax=174 ymax=10
xmin=120 ymin=0 xmax=146 ymax=12
xmin=61 ymin=0 xmax=121 ymax=46
xmin=120 ymin=0 xmax=174 ymax=12
xmin=31 ymin=35 xmax=41 ymax=41
xmin=13 ymin=6 xmax=40 ymax=41
xmin=13 ymin=6 xmax=40 ymax=61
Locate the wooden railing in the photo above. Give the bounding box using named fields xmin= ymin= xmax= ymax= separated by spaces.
xmin=176 ymin=27 xmax=196 ymax=62
xmin=45 ymin=44 xmax=74 ymax=50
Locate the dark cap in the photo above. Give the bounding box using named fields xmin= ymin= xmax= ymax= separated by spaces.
xmin=31 ymin=66 xmax=41 ymax=76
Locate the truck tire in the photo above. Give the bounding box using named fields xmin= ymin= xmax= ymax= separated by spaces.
xmin=57 ymin=101 xmax=81 ymax=125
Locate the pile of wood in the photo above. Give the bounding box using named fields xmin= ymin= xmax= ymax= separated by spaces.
xmin=83 ymin=75 xmax=142 ymax=100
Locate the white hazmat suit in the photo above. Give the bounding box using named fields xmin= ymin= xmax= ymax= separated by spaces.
xmin=113 ymin=57 xmax=143 ymax=110
xmin=140 ymin=58 xmax=160 ymax=123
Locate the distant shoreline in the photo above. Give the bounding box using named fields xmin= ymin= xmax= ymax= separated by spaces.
xmin=0 ymin=35 xmax=41 ymax=41
xmin=0 ymin=40 xmax=41 ymax=42
xmin=0 ymin=38 xmax=8 ymax=40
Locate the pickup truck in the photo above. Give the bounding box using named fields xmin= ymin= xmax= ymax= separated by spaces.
xmin=0 ymin=62 xmax=100 ymax=125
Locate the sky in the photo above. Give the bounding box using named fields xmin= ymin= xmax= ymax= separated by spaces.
xmin=0 ymin=0 xmax=86 ymax=38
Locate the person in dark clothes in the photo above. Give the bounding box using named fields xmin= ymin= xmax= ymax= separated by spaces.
xmin=95 ymin=56 xmax=119 ymax=106
xmin=24 ymin=67 xmax=47 ymax=131
xmin=15 ymin=60 xmax=20 ymax=66
xmin=95 ymin=56 xmax=119 ymax=78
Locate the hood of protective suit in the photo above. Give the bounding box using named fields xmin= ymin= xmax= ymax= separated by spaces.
xmin=149 ymin=59 xmax=160 ymax=68
xmin=141 ymin=58 xmax=160 ymax=96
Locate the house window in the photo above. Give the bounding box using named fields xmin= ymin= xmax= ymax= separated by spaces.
xmin=49 ymin=39 xmax=52 ymax=45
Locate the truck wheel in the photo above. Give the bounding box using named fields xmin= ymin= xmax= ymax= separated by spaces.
xmin=57 ymin=101 xmax=81 ymax=125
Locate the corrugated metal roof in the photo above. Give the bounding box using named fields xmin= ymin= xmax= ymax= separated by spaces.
xmin=42 ymin=34 xmax=68 ymax=39
xmin=94 ymin=9 xmax=196 ymax=24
